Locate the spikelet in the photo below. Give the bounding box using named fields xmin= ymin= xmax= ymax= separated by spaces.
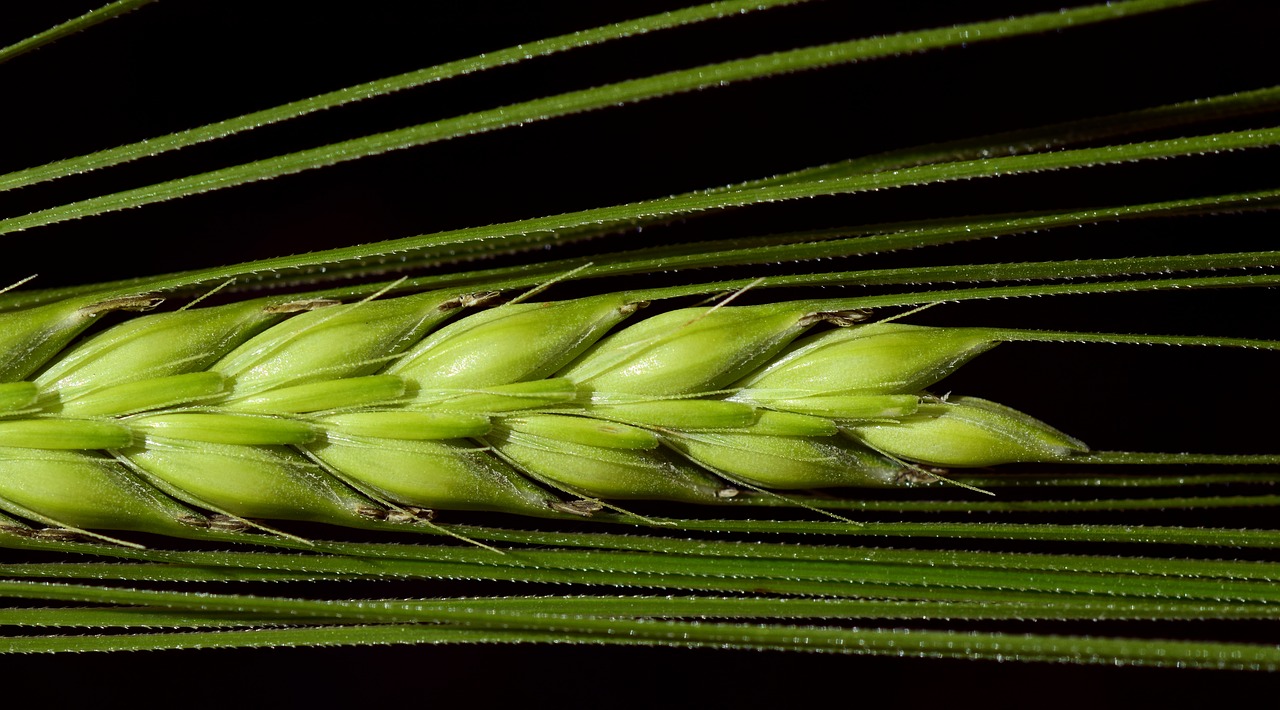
xmin=389 ymin=293 xmax=641 ymax=390
xmin=735 ymin=322 xmax=999 ymax=396
xmin=559 ymin=302 xmax=822 ymax=398
xmin=844 ymin=396 xmax=1088 ymax=467
xmin=487 ymin=414 xmax=736 ymax=503
xmin=0 ymin=288 xmax=1088 ymax=540
xmin=0 ymin=446 xmax=204 ymax=537
xmin=0 ymin=294 xmax=163 ymax=383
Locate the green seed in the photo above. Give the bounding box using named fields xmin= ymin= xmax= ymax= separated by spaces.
xmin=844 ymin=395 xmax=1088 ymax=467
xmin=308 ymin=436 xmax=557 ymax=516
xmin=0 ymin=419 xmax=133 ymax=450
xmin=734 ymin=392 xmax=920 ymax=421
xmin=0 ymin=295 xmax=160 ymax=383
xmin=226 ymin=375 xmax=406 ymax=413
xmin=739 ymin=410 xmax=840 ymax=437
xmin=53 ymin=372 xmax=227 ymax=416
xmin=0 ymin=447 xmax=199 ymax=536
xmin=489 ymin=416 xmax=736 ymax=502
xmin=559 ymin=303 xmax=819 ymax=397
xmin=33 ymin=300 xmax=279 ymax=393
xmin=213 ymin=291 xmax=458 ymax=398
xmin=318 ymin=411 xmax=491 ymax=440
xmin=122 ymin=439 xmax=380 ymax=524
xmin=410 ymin=378 xmax=579 ymax=413
xmin=735 ymin=322 xmax=999 ymax=395
xmin=388 ymin=294 xmax=639 ymax=388
xmin=503 ymin=414 xmax=660 ymax=450
xmin=586 ymin=399 xmax=758 ymax=430
xmin=662 ymin=431 xmax=908 ymax=489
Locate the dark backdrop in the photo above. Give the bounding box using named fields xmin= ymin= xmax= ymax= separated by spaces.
xmin=2 ymin=1 xmax=1278 ymax=703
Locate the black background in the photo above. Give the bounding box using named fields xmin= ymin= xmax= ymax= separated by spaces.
xmin=2 ymin=0 xmax=1279 ymax=703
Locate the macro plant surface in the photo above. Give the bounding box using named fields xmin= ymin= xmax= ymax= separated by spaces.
xmin=1 ymin=0 xmax=1279 ymax=680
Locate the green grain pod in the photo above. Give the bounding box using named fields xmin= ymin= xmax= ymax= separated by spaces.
xmin=740 ymin=410 xmax=840 ymax=437
xmin=504 ymin=414 xmax=660 ymax=450
xmin=586 ymin=399 xmax=758 ymax=430
xmin=0 ymin=419 xmax=133 ymax=450
xmin=33 ymin=300 xmax=280 ymax=393
xmin=410 ymin=378 xmax=579 ymax=413
xmin=559 ymin=303 xmax=818 ymax=397
xmin=488 ymin=415 xmax=736 ymax=502
xmin=662 ymin=431 xmax=908 ymax=489
xmin=121 ymin=439 xmax=381 ymax=524
xmin=388 ymin=294 xmax=640 ymax=388
xmin=0 ymin=295 xmax=160 ymax=383
xmin=318 ymin=411 xmax=491 ymax=440
xmin=308 ymin=436 xmax=558 ymax=516
xmin=213 ymin=291 xmax=458 ymax=398
xmin=225 ymin=375 xmax=406 ymax=413
xmin=844 ymin=396 xmax=1088 ymax=467
xmin=735 ymin=323 xmax=999 ymax=395
xmin=734 ymin=392 xmax=920 ymax=421
xmin=0 ymin=446 xmax=201 ymax=536
xmin=53 ymin=372 xmax=227 ymax=416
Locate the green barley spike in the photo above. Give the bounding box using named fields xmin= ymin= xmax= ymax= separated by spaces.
xmin=0 ymin=290 xmax=1107 ymax=537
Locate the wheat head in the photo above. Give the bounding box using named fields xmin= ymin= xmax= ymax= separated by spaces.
xmin=0 ymin=288 xmax=1085 ymax=540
